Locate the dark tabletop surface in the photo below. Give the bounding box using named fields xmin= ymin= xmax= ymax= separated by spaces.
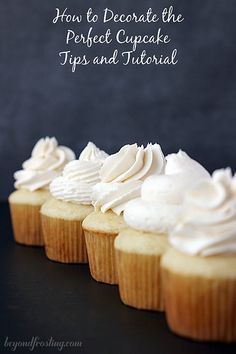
xmin=0 ymin=201 xmax=236 ymax=354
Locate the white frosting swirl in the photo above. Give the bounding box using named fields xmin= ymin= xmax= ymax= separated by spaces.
xmin=14 ymin=137 xmax=75 ymax=191
xmin=124 ymin=150 xmax=210 ymax=234
xmin=50 ymin=142 xmax=108 ymax=205
xmin=170 ymin=168 xmax=236 ymax=256
xmin=79 ymin=141 xmax=108 ymax=162
xmin=92 ymin=180 xmax=142 ymax=215
xmin=100 ymin=143 xmax=165 ymax=182
xmin=92 ymin=143 xmax=165 ymax=215
xmin=141 ymin=150 xmax=210 ymax=204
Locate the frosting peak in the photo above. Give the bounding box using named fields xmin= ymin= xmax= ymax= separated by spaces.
xmin=92 ymin=143 xmax=165 ymax=215
xmin=141 ymin=150 xmax=210 ymax=204
xmin=79 ymin=142 xmax=108 ymax=163
xmin=124 ymin=151 xmax=210 ymax=234
xmin=14 ymin=137 xmax=75 ymax=191
xmin=165 ymin=150 xmax=209 ymax=177
xmin=50 ymin=142 xmax=108 ymax=205
xmin=170 ymin=168 xmax=236 ymax=256
xmin=100 ymin=143 xmax=165 ymax=183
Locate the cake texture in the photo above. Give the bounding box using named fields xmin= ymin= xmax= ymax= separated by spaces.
xmin=41 ymin=198 xmax=93 ymax=263
xmin=82 ymin=211 xmax=127 ymax=284
xmin=9 ymin=137 xmax=75 ymax=246
xmin=115 ymin=228 xmax=169 ymax=310
xmin=87 ymin=143 xmax=165 ymax=284
xmin=119 ymin=150 xmax=209 ymax=311
xmin=163 ymin=169 xmax=236 ymax=342
xmin=162 ymin=248 xmax=236 ymax=342
xmin=9 ymin=189 xmax=50 ymax=246
xmin=41 ymin=142 xmax=107 ymax=263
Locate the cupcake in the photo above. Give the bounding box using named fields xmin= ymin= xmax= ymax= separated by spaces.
xmin=115 ymin=150 xmax=210 ymax=311
xmin=162 ymin=168 xmax=236 ymax=342
xmin=41 ymin=142 xmax=108 ymax=263
xmin=115 ymin=229 xmax=169 ymax=311
xmin=82 ymin=143 xmax=165 ymax=284
xmin=9 ymin=137 xmax=75 ymax=246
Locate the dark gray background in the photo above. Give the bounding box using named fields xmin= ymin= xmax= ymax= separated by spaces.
xmin=0 ymin=0 xmax=236 ymax=200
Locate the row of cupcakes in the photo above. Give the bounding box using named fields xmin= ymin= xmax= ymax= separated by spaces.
xmin=9 ymin=137 xmax=236 ymax=343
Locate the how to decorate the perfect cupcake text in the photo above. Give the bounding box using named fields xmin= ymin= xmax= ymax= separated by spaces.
xmin=52 ymin=7 xmax=184 ymax=72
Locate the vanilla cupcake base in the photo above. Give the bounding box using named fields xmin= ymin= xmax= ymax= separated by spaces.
xmin=82 ymin=211 xmax=127 ymax=284
xmin=115 ymin=229 xmax=169 ymax=311
xmin=9 ymin=189 xmax=50 ymax=246
xmin=41 ymin=198 xmax=93 ymax=263
xmin=162 ymin=248 xmax=236 ymax=342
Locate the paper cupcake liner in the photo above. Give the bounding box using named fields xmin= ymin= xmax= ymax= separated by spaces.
xmin=116 ymin=249 xmax=164 ymax=311
xmin=84 ymin=230 xmax=118 ymax=284
xmin=162 ymin=268 xmax=236 ymax=342
xmin=41 ymin=214 xmax=88 ymax=263
xmin=9 ymin=202 xmax=44 ymax=246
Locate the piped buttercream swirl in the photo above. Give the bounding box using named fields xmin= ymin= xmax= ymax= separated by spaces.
xmin=50 ymin=142 xmax=108 ymax=204
xmin=170 ymin=168 xmax=236 ymax=256
xmin=92 ymin=143 xmax=165 ymax=215
xmin=14 ymin=137 xmax=75 ymax=191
